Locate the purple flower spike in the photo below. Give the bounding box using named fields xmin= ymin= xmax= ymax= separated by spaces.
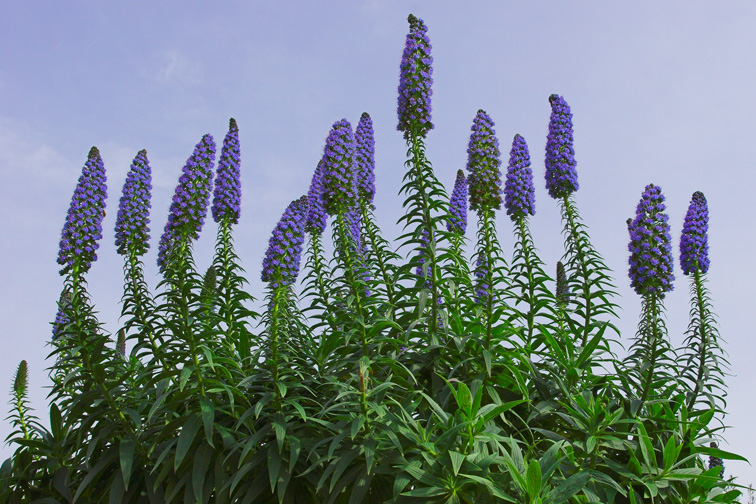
xmin=466 ymin=110 xmax=502 ymax=214
xmin=157 ymin=134 xmax=216 ymax=270
xmin=504 ymin=134 xmax=536 ymax=221
xmin=57 ymin=147 xmax=107 ymax=275
xmin=52 ymin=290 xmax=72 ymax=340
xmin=627 ymin=184 xmax=675 ymax=297
xmin=212 ymin=118 xmax=242 ymax=225
xmin=545 ymin=94 xmax=578 ymax=199
xmin=397 ymin=14 xmax=433 ymax=138
xmin=321 ymin=119 xmax=356 ymax=216
xmin=355 ymin=112 xmax=376 ymax=205
xmin=679 ymin=191 xmax=710 ymax=276
xmin=115 ymin=149 xmax=152 ymax=257
xmin=261 ymin=196 xmax=309 ymax=289
xmin=447 ymin=170 xmax=467 ymax=235
xmin=306 ymin=158 xmax=328 ymax=235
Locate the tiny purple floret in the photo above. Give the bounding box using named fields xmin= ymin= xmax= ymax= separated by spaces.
xmin=545 ymin=94 xmax=578 ymax=199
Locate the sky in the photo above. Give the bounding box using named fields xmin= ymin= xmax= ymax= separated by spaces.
xmin=1 ymin=0 xmax=754 ymax=488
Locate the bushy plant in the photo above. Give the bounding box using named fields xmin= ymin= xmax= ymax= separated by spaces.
xmin=1 ymin=14 xmax=745 ymax=504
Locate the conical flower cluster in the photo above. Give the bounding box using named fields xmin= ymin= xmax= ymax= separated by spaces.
xmin=466 ymin=110 xmax=502 ymax=214
xmin=545 ymin=94 xmax=578 ymax=199
xmin=305 ymin=158 xmax=328 ymax=235
xmin=447 ymin=170 xmax=467 ymax=235
xmin=679 ymin=191 xmax=710 ymax=276
xmin=157 ymin=134 xmax=216 ymax=270
xmin=115 ymin=149 xmax=152 ymax=257
xmin=57 ymin=147 xmax=108 ymax=275
xmin=212 ymin=118 xmax=242 ymax=225
xmin=355 ymin=113 xmax=376 ymax=205
xmin=627 ymin=184 xmax=674 ymax=297
xmin=504 ymin=134 xmax=535 ymax=221
xmin=261 ymin=196 xmax=309 ymax=289
xmin=397 ymin=14 xmax=433 ymax=138
xmin=321 ymin=119 xmax=356 ymax=216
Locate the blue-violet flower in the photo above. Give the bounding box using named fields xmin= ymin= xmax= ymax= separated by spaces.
xmin=627 ymin=184 xmax=674 ymax=297
xmin=679 ymin=191 xmax=710 ymax=276
xmin=466 ymin=110 xmax=502 ymax=214
xmin=321 ymin=119 xmax=356 ymax=216
xmin=306 ymin=157 xmax=328 ymax=235
xmin=212 ymin=118 xmax=242 ymax=225
xmin=545 ymin=94 xmax=578 ymax=199
xmin=355 ymin=112 xmax=376 ymax=205
xmin=397 ymin=14 xmax=433 ymax=138
xmin=261 ymin=196 xmax=309 ymax=289
xmin=115 ymin=149 xmax=152 ymax=256
xmin=157 ymin=134 xmax=216 ymax=270
xmin=504 ymin=134 xmax=536 ymax=220
xmin=57 ymin=147 xmax=107 ymax=275
xmin=447 ymin=169 xmax=468 ymax=235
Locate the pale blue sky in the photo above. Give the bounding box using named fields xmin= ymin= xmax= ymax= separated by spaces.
xmin=1 ymin=0 xmax=754 ymax=487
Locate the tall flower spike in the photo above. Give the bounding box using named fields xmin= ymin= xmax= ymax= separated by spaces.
xmin=115 ymin=149 xmax=152 ymax=256
xmin=679 ymin=191 xmax=710 ymax=276
xmin=545 ymin=94 xmax=578 ymax=199
xmin=447 ymin=170 xmax=468 ymax=235
xmin=321 ymin=119 xmax=356 ymax=216
xmin=57 ymin=147 xmax=107 ymax=275
xmin=627 ymin=184 xmax=675 ymax=297
xmin=466 ymin=110 xmax=502 ymax=214
xmin=355 ymin=112 xmax=376 ymax=205
xmin=157 ymin=134 xmax=216 ymax=270
xmin=556 ymin=261 xmax=569 ymax=307
xmin=504 ymin=134 xmax=536 ymax=220
xmin=261 ymin=196 xmax=309 ymax=289
xmin=397 ymin=14 xmax=433 ymax=138
xmin=212 ymin=118 xmax=242 ymax=225
xmin=305 ymin=158 xmax=328 ymax=235
xmin=13 ymin=360 xmax=28 ymax=397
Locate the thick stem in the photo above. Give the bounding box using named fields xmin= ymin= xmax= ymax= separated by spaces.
xmin=516 ymin=218 xmax=537 ymax=349
xmin=361 ymin=205 xmax=396 ymax=306
xmin=562 ymin=196 xmax=593 ymax=347
xmin=336 ymin=212 xmax=369 ymax=357
xmin=686 ymin=269 xmax=710 ymax=412
xmin=482 ymin=211 xmax=495 ymax=349
xmin=639 ymin=293 xmax=659 ymax=405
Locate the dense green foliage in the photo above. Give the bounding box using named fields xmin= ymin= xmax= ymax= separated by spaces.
xmin=1 ymin=14 xmax=743 ymax=504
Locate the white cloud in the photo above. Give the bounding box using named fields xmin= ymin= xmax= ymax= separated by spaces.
xmin=156 ymin=50 xmax=203 ymax=87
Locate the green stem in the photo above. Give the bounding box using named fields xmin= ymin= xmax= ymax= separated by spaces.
xmin=562 ymin=196 xmax=593 ymax=347
xmin=336 ymin=212 xmax=369 ymax=357
xmin=686 ymin=269 xmax=710 ymax=412
xmin=516 ymin=218 xmax=537 ymax=350
xmin=309 ymin=232 xmax=338 ymax=333
xmin=639 ymin=293 xmax=659 ymax=405
xmin=361 ymin=205 xmax=396 ymax=307
xmin=175 ymin=239 xmax=206 ymax=396
xmin=482 ymin=211 xmax=495 ymax=349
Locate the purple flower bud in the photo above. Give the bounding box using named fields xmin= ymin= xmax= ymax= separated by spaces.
xmin=545 ymin=94 xmax=578 ymax=199
xmin=466 ymin=110 xmax=502 ymax=214
xmin=627 ymin=184 xmax=675 ymax=297
xmin=57 ymin=147 xmax=107 ymax=275
xmin=355 ymin=113 xmax=376 ymax=205
xmin=306 ymin=158 xmax=328 ymax=235
xmin=261 ymin=196 xmax=309 ymax=289
xmin=321 ymin=119 xmax=356 ymax=216
xmin=679 ymin=191 xmax=709 ymax=276
xmin=397 ymin=14 xmax=434 ymax=138
xmin=447 ymin=170 xmax=467 ymax=235
xmin=157 ymin=134 xmax=216 ymax=270
xmin=115 ymin=149 xmax=152 ymax=256
xmin=504 ymin=134 xmax=536 ymax=220
xmin=212 ymin=118 xmax=242 ymax=225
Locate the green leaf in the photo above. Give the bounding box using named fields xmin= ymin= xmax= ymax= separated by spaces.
xmin=175 ymin=416 xmax=202 ymax=471
xmin=119 ymin=435 xmax=136 ymax=491
xmin=526 ymin=459 xmax=542 ymax=502
xmin=192 ymin=443 xmax=213 ymax=502
xmin=199 ymin=396 xmax=215 ymax=447
xmin=544 ymin=472 xmax=590 ymax=504
xmin=449 ymin=451 xmax=464 ymax=476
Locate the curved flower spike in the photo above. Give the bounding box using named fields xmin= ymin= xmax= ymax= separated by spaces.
xmin=447 ymin=170 xmax=468 ymax=235
xmin=212 ymin=118 xmax=242 ymax=225
xmin=627 ymin=184 xmax=675 ymax=297
xmin=397 ymin=14 xmax=434 ymax=138
xmin=57 ymin=147 xmax=107 ymax=275
xmin=115 ymin=149 xmax=152 ymax=256
xmin=545 ymin=94 xmax=578 ymax=199
xmin=261 ymin=196 xmax=309 ymax=289
xmin=466 ymin=110 xmax=502 ymax=214
xmin=355 ymin=112 xmax=376 ymax=205
xmin=504 ymin=134 xmax=536 ymax=220
xmin=679 ymin=191 xmax=710 ymax=276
